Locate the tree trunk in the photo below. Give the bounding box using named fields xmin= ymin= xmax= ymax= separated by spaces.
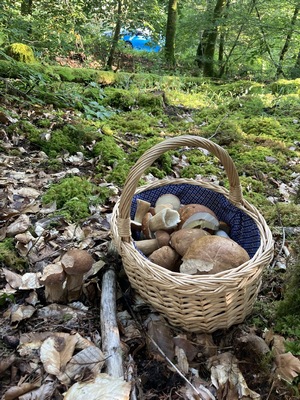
xmin=276 ymin=3 xmax=300 ymax=78
xmin=106 ymin=0 xmax=122 ymax=69
xmin=196 ymin=0 xmax=227 ymax=77
xmin=165 ymin=0 xmax=178 ymax=67
xmin=21 ymin=0 xmax=33 ymax=15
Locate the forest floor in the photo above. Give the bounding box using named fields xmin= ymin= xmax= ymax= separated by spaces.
xmin=0 ymin=57 xmax=300 ymax=399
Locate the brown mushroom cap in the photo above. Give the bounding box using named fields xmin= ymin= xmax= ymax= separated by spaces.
xmin=149 ymin=246 xmax=179 ymax=271
xmin=40 ymin=263 xmax=66 ymax=285
xmin=178 ymin=204 xmax=218 ymax=229
xmin=170 ymin=228 xmax=209 ymax=256
xmin=61 ymin=248 xmax=94 ymax=275
xmin=181 ymin=235 xmax=250 ymax=275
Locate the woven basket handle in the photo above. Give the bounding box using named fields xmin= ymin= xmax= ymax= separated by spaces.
xmin=117 ymin=135 xmax=243 ymax=241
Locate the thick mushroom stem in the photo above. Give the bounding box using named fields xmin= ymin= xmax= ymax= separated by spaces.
xmin=134 ymin=199 xmax=151 ymax=223
xmin=39 ymin=262 xmax=66 ymax=303
xmin=149 ymin=208 xmax=180 ymax=232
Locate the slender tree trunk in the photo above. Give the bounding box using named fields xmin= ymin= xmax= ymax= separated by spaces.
xmin=276 ymin=3 xmax=300 ymax=78
xmin=21 ymin=0 xmax=33 ymax=15
xmin=165 ymin=0 xmax=178 ymax=67
xmin=107 ymin=0 xmax=122 ymax=69
xmin=196 ymin=0 xmax=227 ymax=77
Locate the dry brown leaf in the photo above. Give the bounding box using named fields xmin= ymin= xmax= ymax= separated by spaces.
xmin=0 ymin=354 xmax=16 ymax=374
xmin=173 ymin=335 xmax=199 ymax=362
xmin=2 ymin=267 xmax=23 ymax=289
xmin=63 ymin=373 xmax=131 ymax=400
xmin=40 ymin=334 xmax=79 ymax=377
xmin=59 ymin=345 xmax=105 ymax=384
xmin=6 ymin=214 xmax=31 ymax=236
xmin=18 ymin=381 xmax=56 ymax=400
xmin=195 ymin=333 xmax=217 ymax=358
xmin=3 ymin=380 xmax=41 ymax=400
xmin=275 ymin=352 xmax=300 ymax=383
xmin=19 ymin=272 xmax=43 ymax=290
xmin=208 ymin=352 xmax=260 ymax=399
xmin=16 ymin=187 xmax=41 ymax=198
xmin=175 ymin=346 xmax=189 ymax=375
xmin=9 ymin=304 xmax=36 ymax=324
xmin=146 ymin=314 xmax=175 ymax=361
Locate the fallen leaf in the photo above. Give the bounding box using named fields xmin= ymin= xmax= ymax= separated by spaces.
xmin=18 ymin=381 xmax=56 ymax=400
xmin=0 ymin=354 xmax=16 ymax=374
xmin=63 ymin=373 xmax=131 ymax=400
xmin=208 ymin=352 xmax=260 ymax=399
xmin=59 ymin=345 xmax=105 ymax=384
xmin=3 ymin=379 xmax=41 ymax=400
xmin=40 ymin=334 xmax=79 ymax=376
xmin=6 ymin=214 xmax=31 ymax=236
xmin=145 ymin=314 xmax=175 ymax=361
xmin=9 ymin=304 xmax=36 ymax=324
xmin=275 ymin=352 xmax=300 ymax=383
xmin=2 ymin=268 xmax=23 ymax=289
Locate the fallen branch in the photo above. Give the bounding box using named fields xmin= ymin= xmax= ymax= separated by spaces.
xmin=100 ymin=264 xmax=124 ymax=378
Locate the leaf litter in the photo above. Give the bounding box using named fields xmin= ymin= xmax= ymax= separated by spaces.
xmin=0 ymin=88 xmax=300 ymax=400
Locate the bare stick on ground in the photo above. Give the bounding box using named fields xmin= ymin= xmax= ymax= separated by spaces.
xmin=100 ymin=265 xmax=124 ymax=378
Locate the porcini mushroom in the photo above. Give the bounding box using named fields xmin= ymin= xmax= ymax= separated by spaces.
xmin=134 ymin=199 xmax=151 ymax=223
xmin=181 ymin=211 xmax=219 ymax=232
xmin=170 ymin=228 xmax=209 ymax=256
xmin=155 ymin=194 xmax=181 ymax=211
xmin=135 ymin=230 xmax=170 ymax=255
xmin=180 ymin=236 xmax=250 ymax=275
xmin=61 ymin=248 xmax=94 ymax=302
xmin=39 ymin=262 xmax=66 ymax=303
xmin=178 ymin=204 xmax=218 ymax=229
xmin=148 ymin=208 xmax=180 ymax=232
xmin=149 ymin=246 xmax=179 ymax=271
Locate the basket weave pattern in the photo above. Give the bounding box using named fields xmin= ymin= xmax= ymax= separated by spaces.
xmin=111 ymin=136 xmax=274 ymax=332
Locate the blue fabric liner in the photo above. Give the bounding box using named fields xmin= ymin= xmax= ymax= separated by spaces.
xmin=131 ymin=184 xmax=261 ymax=258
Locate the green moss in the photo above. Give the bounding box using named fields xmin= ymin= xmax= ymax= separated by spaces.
xmin=103 ymin=88 xmax=136 ymax=110
xmin=42 ymin=176 xmax=112 ymax=222
xmin=107 ymin=110 xmax=158 ymax=135
xmin=0 ymin=238 xmax=27 ymax=271
xmin=28 ymin=123 xmax=96 ymax=156
xmin=105 ymin=161 xmax=132 ymax=185
xmin=268 ymin=79 xmax=300 ymax=95
xmin=130 ymin=137 xmax=173 ymax=177
xmin=5 ymin=43 xmax=35 ymax=64
xmin=263 ymin=203 xmax=300 ymax=227
xmin=93 ymin=135 xmax=126 ymax=166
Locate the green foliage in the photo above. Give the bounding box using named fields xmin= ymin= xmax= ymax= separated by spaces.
xmin=93 ymin=135 xmax=126 ymax=166
xmin=42 ymin=176 xmax=112 ymax=222
xmin=0 ymin=238 xmax=27 ymax=271
xmin=4 ymin=43 xmax=35 ymax=63
xmin=275 ymin=252 xmax=300 ymax=351
xmin=28 ymin=123 xmax=96 ymax=156
xmin=263 ymin=203 xmax=300 ymax=227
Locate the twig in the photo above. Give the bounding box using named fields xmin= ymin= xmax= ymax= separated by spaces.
xmin=100 ymin=264 xmax=124 ymax=378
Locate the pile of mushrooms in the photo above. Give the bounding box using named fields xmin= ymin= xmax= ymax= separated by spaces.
xmin=132 ymin=194 xmax=250 ymax=275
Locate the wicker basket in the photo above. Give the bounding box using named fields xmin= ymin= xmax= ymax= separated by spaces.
xmin=111 ymin=135 xmax=274 ymax=333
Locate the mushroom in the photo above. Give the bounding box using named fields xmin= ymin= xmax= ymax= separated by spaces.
xmin=181 ymin=211 xmax=219 ymax=232
xmin=148 ymin=208 xmax=180 ymax=232
xmin=141 ymin=212 xmax=154 ymax=239
xmin=134 ymin=199 xmax=151 ymax=223
xmin=155 ymin=194 xmax=181 ymax=211
xmin=135 ymin=230 xmax=170 ymax=255
xmin=61 ymin=248 xmax=94 ymax=302
xmin=180 ymin=236 xmax=250 ymax=275
xmin=149 ymin=245 xmax=180 ymax=271
xmin=154 ymin=203 xmax=174 ymax=214
xmin=170 ymin=228 xmax=209 ymax=256
xmin=178 ymin=204 xmax=218 ymax=229
xmin=39 ymin=262 xmax=66 ymax=303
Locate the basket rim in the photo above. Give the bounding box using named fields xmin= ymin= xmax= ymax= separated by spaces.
xmin=111 ymin=178 xmax=274 ymax=284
